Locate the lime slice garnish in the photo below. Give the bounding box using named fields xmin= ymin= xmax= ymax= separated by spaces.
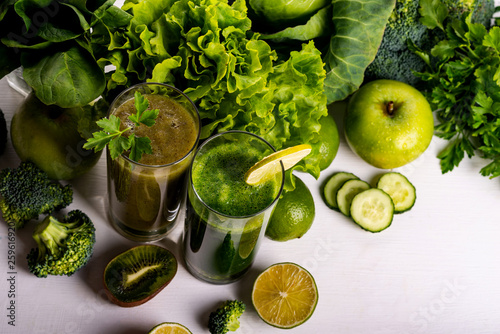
xmin=251 ymin=262 xmax=318 ymax=329
xmin=148 ymin=322 xmax=192 ymax=334
xmin=244 ymin=144 xmax=312 ymax=185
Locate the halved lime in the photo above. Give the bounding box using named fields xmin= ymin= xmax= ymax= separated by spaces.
xmin=148 ymin=322 xmax=192 ymax=334
xmin=244 ymin=144 xmax=312 ymax=185
xmin=251 ymin=262 xmax=318 ymax=329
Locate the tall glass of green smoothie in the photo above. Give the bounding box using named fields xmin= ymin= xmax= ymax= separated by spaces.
xmin=183 ymin=131 xmax=284 ymax=284
xmin=107 ymin=83 xmax=200 ymax=242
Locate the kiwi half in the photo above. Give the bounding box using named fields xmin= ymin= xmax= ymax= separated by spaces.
xmin=103 ymin=245 xmax=178 ymax=307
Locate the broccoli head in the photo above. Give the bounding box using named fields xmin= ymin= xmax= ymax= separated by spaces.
xmin=365 ymin=0 xmax=495 ymax=86
xmin=27 ymin=210 xmax=96 ymax=278
xmin=0 ymin=108 xmax=6 ymax=156
xmin=208 ymin=300 xmax=246 ymax=334
xmin=0 ymin=161 xmax=73 ymax=229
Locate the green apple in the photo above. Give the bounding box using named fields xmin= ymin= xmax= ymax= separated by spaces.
xmin=11 ymin=93 xmax=102 ymax=180
xmin=344 ymin=79 xmax=434 ymax=169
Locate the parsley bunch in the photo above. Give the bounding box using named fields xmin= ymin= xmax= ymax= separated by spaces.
xmin=84 ymin=92 xmax=159 ymax=162
xmin=412 ymin=0 xmax=500 ymax=178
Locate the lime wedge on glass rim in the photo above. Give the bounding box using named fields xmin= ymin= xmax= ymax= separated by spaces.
xmin=244 ymin=144 xmax=312 ymax=185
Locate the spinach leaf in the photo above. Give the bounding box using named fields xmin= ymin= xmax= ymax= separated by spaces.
xmin=22 ymin=44 xmax=105 ymax=108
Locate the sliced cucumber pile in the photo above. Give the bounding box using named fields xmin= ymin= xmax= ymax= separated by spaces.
xmin=376 ymin=172 xmax=416 ymax=213
xmin=323 ymin=171 xmax=416 ymax=232
xmin=323 ymin=172 xmax=358 ymax=211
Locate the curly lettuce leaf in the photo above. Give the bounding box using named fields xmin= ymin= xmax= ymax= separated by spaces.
xmin=102 ymin=0 xmax=328 ymax=183
xmin=323 ymin=0 xmax=395 ymax=104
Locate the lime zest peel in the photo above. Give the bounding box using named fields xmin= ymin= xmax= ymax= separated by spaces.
xmin=244 ymin=144 xmax=312 ymax=185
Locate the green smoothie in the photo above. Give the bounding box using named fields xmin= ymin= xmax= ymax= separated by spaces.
xmin=183 ymin=131 xmax=283 ymax=284
xmin=107 ymin=84 xmax=200 ymax=242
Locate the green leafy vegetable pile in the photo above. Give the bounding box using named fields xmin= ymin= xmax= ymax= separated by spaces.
xmin=0 ymin=0 xmax=128 ymax=108
xmin=95 ymin=0 xmax=332 ymax=185
xmin=0 ymin=0 xmax=397 ymax=185
xmin=365 ymin=0 xmax=495 ymax=87
xmin=414 ymin=1 xmax=500 ymax=178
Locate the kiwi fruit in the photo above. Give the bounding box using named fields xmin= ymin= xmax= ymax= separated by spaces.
xmin=103 ymin=245 xmax=178 ymax=307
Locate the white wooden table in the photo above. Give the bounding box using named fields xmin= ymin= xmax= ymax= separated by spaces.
xmin=1 ymin=34 xmax=500 ymax=334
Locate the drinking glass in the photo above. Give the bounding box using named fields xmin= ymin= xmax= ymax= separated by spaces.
xmin=183 ymin=131 xmax=284 ymax=284
xmin=107 ymin=83 xmax=200 ymax=242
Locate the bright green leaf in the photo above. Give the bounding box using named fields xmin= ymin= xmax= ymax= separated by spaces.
xmin=129 ymin=136 xmax=153 ymax=162
xmin=108 ymin=135 xmax=133 ymax=160
xmin=418 ymin=0 xmax=448 ymax=31
xmin=480 ymin=159 xmax=500 ymax=178
xmin=431 ymin=40 xmax=457 ymax=60
xmin=484 ymin=26 xmax=500 ymax=54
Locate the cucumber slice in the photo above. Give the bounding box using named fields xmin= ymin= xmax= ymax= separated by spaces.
xmin=337 ymin=179 xmax=371 ymax=216
xmin=350 ymin=188 xmax=394 ymax=232
xmin=323 ymin=172 xmax=359 ymax=210
xmin=376 ymin=172 xmax=416 ymax=213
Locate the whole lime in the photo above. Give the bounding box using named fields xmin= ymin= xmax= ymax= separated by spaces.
xmin=266 ymin=176 xmax=315 ymax=241
xmin=305 ymin=114 xmax=339 ymax=172
xmin=317 ymin=114 xmax=340 ymax=170
xmin=11 ymin=93 xmax=102 ymax=180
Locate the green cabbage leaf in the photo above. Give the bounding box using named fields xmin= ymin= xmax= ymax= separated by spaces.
xmin=254 ymin=0 xmax=395 ymax=104
xmin=323 ymin=0 xmax=395 ymax=103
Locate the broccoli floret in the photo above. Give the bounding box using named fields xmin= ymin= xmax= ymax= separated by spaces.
xmin=365 ymin=0 xmax=495 ymax=86
xmin=445 ymin=0 xmax=496 ymax=27
xmin=0 ymin=108 xmax=6 ymax=156
xmin=208 ymin=300 xmax=246 ymax=334
xmin=0 ymin=161 xmax=73 ymax=229
xmin=26 ymin=210 xmax=96 ymax=278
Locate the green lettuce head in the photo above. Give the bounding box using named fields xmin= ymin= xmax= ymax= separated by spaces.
xmin=98 ymin=0 xmax=329 ymax=188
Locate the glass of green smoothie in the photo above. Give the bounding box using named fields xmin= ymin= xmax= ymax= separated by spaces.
xmin=183 ymin=131 xmax=284 ymax=284
xmin=107 ymin=83 xmax=200 ymax=242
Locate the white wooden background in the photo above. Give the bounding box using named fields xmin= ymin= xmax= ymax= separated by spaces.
xmin=1 ymin=4 xmax=500 ymax=333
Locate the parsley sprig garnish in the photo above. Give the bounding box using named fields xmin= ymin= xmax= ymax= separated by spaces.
xmin=411 ymin=0 xmax=500 ymax=179
xmin=83 ymin=91 xmax=159 ymax=162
